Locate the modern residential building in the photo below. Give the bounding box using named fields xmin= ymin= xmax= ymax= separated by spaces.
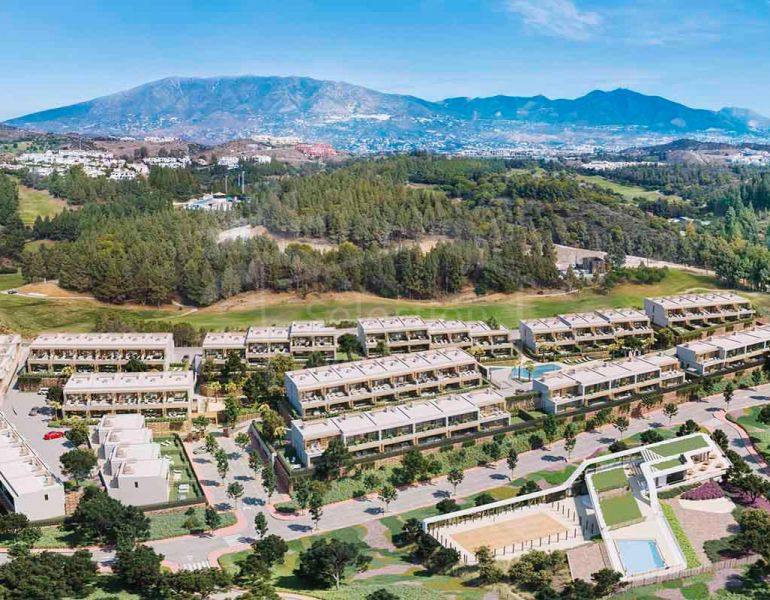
xmin=676 ymin=325 xmax=770 ymax=375
xmin=0 ymin=334 xmax=22 ymax=394
xmin=95 ymin=414 xmax=171 ymax=506
xmin=519 ymin=309 xmax=653 ymax=354
xmin=533 ymin=354 xmax=685 ymax=414
xmin=63 ymin=371 xmax=197 ymax=418
xmin=27 ymin=333 xmax=174 ymax=373
xmin=423 ymin=433 xmax=729 ymax=582
xmin=356 ymin=316 xmax=514 ymax=357
xmin=644 ymin=293 xmax=754 ymax=329
xmin=202 ymin=332 xmax=247 ymax=366
xmin=202 ymin=321 xmax=339 ymax=366
xmin=289 ymin=388 xmax=509 ymax=466
xmin=0 ymin=412 xmax=65 ymax=521
xmin=284 ymin=348 xmax=484 ymax=416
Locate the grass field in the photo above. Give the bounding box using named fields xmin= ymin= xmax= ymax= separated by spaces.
xmin=0 ymin=267 xmax=730 ymax=336
xmin=734 ymin=406 xmax=770 ymax=456
xmin=578 ymin=174 xmax=683 ymax=204
xmin=592 ymin=467 xmax=628 ymax=492
xmin=653 ymin=436 xmax=709 ymax=457
xmin=17 ymin=185 xmax=66 ymax=226
xmin=599 ymin=492 xmax=642 ymax=528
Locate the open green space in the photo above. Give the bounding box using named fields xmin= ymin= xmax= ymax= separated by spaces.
xmin=591 ymin=467 xmax=628 ymax=492
xmin=0 ymin=268 xmax=719 ymax=336
xmin=733 ymin=406 xmax=770 ymax=456
xmin=577 ymin=174 xmax=683 ymax=204
xmin=155 ymin=436 xmax=204 ymax=502
xmin=599 ymin=492 xmax=642 ymax=528
xmin=17 ymin=184 xmax=66 ymax=226
xmin=653 ymin=436 xmax=709 ymax=457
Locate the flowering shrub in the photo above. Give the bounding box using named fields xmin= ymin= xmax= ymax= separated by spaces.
xmin=681 ymin=480 xmax=724 ymax=500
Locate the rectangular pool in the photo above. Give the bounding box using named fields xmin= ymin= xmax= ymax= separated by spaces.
xmin=616 ymin=539 xmax=666 ymax=575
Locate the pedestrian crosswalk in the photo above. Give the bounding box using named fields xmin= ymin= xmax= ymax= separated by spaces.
xmin=180 ymin=559 xmax=211 ymax=571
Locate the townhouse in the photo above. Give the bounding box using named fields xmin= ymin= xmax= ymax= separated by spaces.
xmin=0 ymin=412 xmax=65 ymax=521
xmin=356 ymin=316 xmax=514 ymax=357
xmin=0 ymin=334 xmax=21 ymax=394
xmin=644 ymin=293 xmax=754 ymax=329
xmin=676 ymin=325 xmax=770 ymax=375
xmin=284 ymin=348 xmax=484 ymax=417
xmin=27 ymin=333 xmax=174 ymax=373
xmin=533 ymin=354 xmax=685 ymax=414
xmin=95 ymin=415 xmax=171 ymax=506
xmin=289 ymin=388 xmax=510 ymax=466
xmin=63 ymin=371 xmax=197 ymax=418
xmin=201 ymin=321 xmax=339 ymax=366
xmin=519 ymin=309 xmax=653 ymax=354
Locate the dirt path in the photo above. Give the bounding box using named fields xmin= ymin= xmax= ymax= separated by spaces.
xmin=361 ymin=519 xmax=397 ymax=551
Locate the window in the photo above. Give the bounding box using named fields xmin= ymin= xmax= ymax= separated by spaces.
xmin=134 ymin=482 xmax=139 ymax=488
xmin=44 ymin=494 xmax=49 ymax=501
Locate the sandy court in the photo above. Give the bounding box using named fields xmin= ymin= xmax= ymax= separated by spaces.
xmin=452 ymin=511 xmax=567 ymax=552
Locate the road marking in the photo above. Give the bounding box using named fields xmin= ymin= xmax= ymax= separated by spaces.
xmin=180 ymin=560 xmax=211 ymax=571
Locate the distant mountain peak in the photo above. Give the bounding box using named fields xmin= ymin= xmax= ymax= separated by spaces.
xmin=5 ymin=75 xmax=765 ymax=147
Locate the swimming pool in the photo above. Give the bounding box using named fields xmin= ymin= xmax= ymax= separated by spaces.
xmin=512 ymin=363 xmax=561 ymax=381
xmin=616 ymin=539 xmax=666 ymax=575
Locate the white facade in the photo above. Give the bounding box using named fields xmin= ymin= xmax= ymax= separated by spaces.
xmin=520 ymin=309 xmax=653 ymax=354
xmin=0 ymin=412 xmax=65 ymax=521
xmin=0 ymin=335 xmax=21 ymax=396
xmin=290 ymin=388 xmax=509 ymax=466
xmin=284 ymin=348 xmax=483 ymax=416
xmin=28 ymin=332 xmax=174 ymax=373
xmin=534 ymin=354 xmax=685 ymax=414
xmin=63 ymin=371 xmax=197 ymax=418
xmin=676 ymin=325 xmax=770 ymax=375
xmin=644 ymin=293 xmax=754 ymax=329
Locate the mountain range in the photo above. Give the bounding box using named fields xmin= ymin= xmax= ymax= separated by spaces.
xmin=6 ymin=75 xmax=769 ymax=149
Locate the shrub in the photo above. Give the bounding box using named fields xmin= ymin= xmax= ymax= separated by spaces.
xmin=274 ymin=502 xmax=297 ymax=515
xmin=608 ymin=440 xmax=628 ymax=453
xmin=758 ymin=405 xmax=770 ymax=425
xmin=461 ymin=440 xmax=476 ymax=448
xmin=352 ymin=489 xmax=367 ymax=499
xmin=681 ymin=481 xmax=724 ymax=501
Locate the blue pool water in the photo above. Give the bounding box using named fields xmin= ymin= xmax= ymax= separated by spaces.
xmin=617 ymin=540 xmax=666 ymax=575
xmin=513 ymin=363 xmax=561 ymax=380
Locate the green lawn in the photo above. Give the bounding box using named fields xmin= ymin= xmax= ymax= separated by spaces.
xmin=734 ymin=406 xmax=770 ymax=456
xmin=652 ymin=436 xmax=709 ymax=457
xmin=599 ymin=492 xmax=642 ymax=528
xmin=653 ymin=458 xmax=684 ymax=471
xmin=17 ymin=184 xmax=66 ymax=226
xmin=0 ymin=268 xmax=718 ymax=336
xmin=591 ymin=467 xmax=628 ymax=492
xmin=577 ymin=174 xmax=683 ymax=204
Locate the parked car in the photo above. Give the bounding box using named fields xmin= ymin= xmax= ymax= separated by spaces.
xmin=6 ymin=289 xmax=17 ymax=295
xmin=37 ymin=387 xmax=49 ymax=396
xmin=43 ymin=431 xmax=64 ymax=440
xmin=28 ymin=407 xmax=39 ymax=416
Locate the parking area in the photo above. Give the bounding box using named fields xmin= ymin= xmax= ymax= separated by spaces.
xmin=1 ymin=388 xmax=70 ymax=479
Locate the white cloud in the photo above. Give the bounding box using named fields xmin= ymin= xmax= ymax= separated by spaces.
xmin=505 ymin=0 xmax=602 ymax=41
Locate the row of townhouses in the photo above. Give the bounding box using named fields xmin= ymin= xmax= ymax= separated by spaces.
xmin=289 ymin=388 xmax=509 ymax=467
xmin=0 ymin=412 xmax=65 ymax=521
xmin=27 ymin=333 xmax=175 ymax=373
xmin=533 ymin=354 xmax=686 ymax=414
xmin=202 ymin=321 xmax=340 ymax=365
xmin=520 ymin=293 xmax=754 ymax=354
xmin=676 ymin=325 xmax=770 ymax=375
xmin=284 ymin=348 xmax=483 ymax=417
xmin=356 ymin=316 xmax=514 ymax=357
xmin=95 ymin=414 xmax=171 ymax=506
xmin=62 ymin=371 xmax=197 ymax=418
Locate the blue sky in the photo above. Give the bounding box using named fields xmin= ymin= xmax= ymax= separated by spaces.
xmin=2 ymin=0 xmax=770 ymax=120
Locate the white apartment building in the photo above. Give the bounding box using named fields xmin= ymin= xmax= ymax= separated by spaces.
xmin=520 ymin=309 xmax=653 ymax=354
xmin=676 ymin=325 xmax=770 ymax=376
xmin=63 ymin=371 xmax=197 ymax=418
xmin=28 ymin=333 xmax=174 ymax=373
xmin=0 ymin=412 xmax=65 ymax=521
xmin=356 ymin=316 xmax=514 ymax=357
xmin=96 ymin=415 xmax=171 ymax=506
xmin=284 ymin=348 xmax=483 ymax=416
xmin=0 ymin=334 xmax=22 ymax=395
xmin=533 ymin=354 xmax=685 ymax=414
xmin=202 ymin=321 xmax=338 ymax=366
xmin=290 ymin=388 xmax=509 ymax=466
xmin=644 ymin=293 xmax=754 ymax=329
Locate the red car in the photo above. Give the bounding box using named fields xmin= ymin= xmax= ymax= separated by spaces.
xmin=43 ymin=431 xmax=64 ymax=440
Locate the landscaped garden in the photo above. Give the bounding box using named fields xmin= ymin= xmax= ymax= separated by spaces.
xmin=592 ymin=467 xmax=628 ymax=493
xmin=599 ymin=492 xmax=642 ymax=528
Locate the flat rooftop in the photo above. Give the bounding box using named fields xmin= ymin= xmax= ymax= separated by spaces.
xmin=595 ymin=308 xmax=649 ymax=322
xmin=678 ymin=325 xmax=770 ymax=355
xmin=0 ymin=412 xmax=60 ymax=495
xmin=522 ymin=309 xmax=650 ymax=334
xmin=537 ymin=354 xmax=679 ymax=390
xmin=246 ymin=326 xmax=290 ymax=341
xmin=286 ymin=348 xmax=477 ymax=390
xmin=358 ymin=316 xmax=427 ymax=332
xmin=110 ymin=442 xmax=161 ymax=461
xmin=647 ymin=292 xmax=751 ymax=310
xmin=31 ymin=332 xmax=173 ymax=349
xmin=290 ymin=321 xmax=337 ymax=334
xmin=65 ymin=371 xmax=195 ymax=393
xmin=117 ymin=457 xmax=170 ymax=478
xmin=98 ymin=413 xmax=146 ymax=430
xmin=202 ymin=331 xmax=247 ymax=348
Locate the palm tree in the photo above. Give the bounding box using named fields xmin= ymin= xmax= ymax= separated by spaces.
xmin=524 ymin=361 xmax=536 ymax=382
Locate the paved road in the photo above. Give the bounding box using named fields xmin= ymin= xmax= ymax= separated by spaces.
xmin=2 ymin=385 xmax=767 ymax=568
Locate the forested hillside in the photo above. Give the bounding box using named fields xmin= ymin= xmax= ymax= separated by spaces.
xmin=10 ymin=155 xmax=770 ymax=306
